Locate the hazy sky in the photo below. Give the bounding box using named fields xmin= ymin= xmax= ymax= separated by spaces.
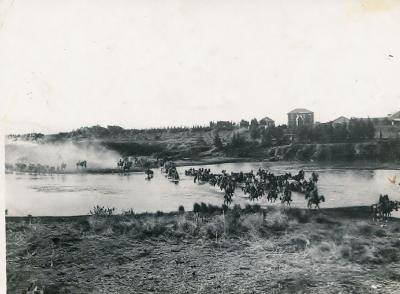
xmin=1 ymin=0 xmax=400 ymax=134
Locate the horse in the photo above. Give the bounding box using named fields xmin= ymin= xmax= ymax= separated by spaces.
xmin=123 ymin=160 xmax=133 ymax=172
xmin=117 ymin=159 xmax=124 ymax=170
xmin=145 ymin=169 xmax=154 ymax=179
xmin=76 ymin=160 xmax=87 ymax=169
xmin=280 ymin=184 xmax=293 ymax=206
xmin=307 ymin=195 xmax=325 ymax=209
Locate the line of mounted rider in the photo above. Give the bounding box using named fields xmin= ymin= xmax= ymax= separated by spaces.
xmin=184 ymin=167 xmax=324 ymax=208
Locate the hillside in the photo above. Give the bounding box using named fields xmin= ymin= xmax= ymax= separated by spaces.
xmin=6 ymin=123 xmax=400 ymax=163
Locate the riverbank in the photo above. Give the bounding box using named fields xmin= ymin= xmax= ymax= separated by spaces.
xmin=6 ymin=206 xmax=400 ymax=293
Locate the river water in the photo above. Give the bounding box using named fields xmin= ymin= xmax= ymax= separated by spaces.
xmin=5 ymin=162 xmax=400 ymax=216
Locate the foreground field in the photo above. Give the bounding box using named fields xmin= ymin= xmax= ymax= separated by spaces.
xmin=6 ymin=206 xmax=400 ymax=293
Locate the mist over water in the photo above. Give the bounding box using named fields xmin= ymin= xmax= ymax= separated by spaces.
xmin=5 ymin=140 xmax=121 ymax=170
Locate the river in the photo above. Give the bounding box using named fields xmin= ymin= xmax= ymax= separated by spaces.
xmin=5 ymin=161 xmax=400 ymax=216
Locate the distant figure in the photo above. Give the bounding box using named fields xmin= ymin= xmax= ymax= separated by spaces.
xmin=117 ymin=159 xmax=124 ymax=170
xmin=76 ymin=160 xmax=87 ymax=169
xmin=145 ymin=169 xmax=154 ymax=179
xmin=61 ymin=162 xmax=67 ymax=170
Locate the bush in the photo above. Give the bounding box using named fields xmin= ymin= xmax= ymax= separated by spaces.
xmin=141 ymin=219 xmax=167 ymax=237
xmin=75 ymin=218 xmax=91 ymax=232
xmin=244 ymin=204 xmax=262 ymax=214
xmin=241 ymin=213 xmax=265 ymax=236
xmin=175 ymin=218 xmax=198 ymax=236
xmin=225 ymin=204 xmax=241 ymax=233
xmin=122 ymin=208 xmax=135 ymax=216
xmin=204 ymin=216 xmax=225 ymax=239
xmin=264 ymin=211 xmax=289 ymax=232
xmin=90 ymin=205 xmax=115 ymax=217
xmin=200 ymin=202 xmax=208 ymax=214
xmin=286 ymin=209 xmax=310 ymax=223
xmin=375 ymin=248 xmax=399 ymax=264
xmin=193 ymin=202 xmax=201 ymax=213
xmin=178 ymin=205 xmax=185 ymax=214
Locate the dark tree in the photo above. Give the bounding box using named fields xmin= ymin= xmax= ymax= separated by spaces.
xmin=250 ymin=125 xmax=261 ymax=140
xmin=213 ymin=132 xmax=223 ymax=149
xmin=239 ymin=119 xmax=250 ymax=128
xmin=230 ymin=133 xmax=246 ymax=147
xmin=366 ymin=118 xmax=375 ymax=139
xmin=261 ymin=129 xmax=273 ymax=146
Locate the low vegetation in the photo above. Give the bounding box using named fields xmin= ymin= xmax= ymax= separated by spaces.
xmin=6 ymin=205 xmax=400 ymax=293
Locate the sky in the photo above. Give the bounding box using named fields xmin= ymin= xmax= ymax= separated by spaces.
xmin=0 ymin=0 xmax=400 ymax=134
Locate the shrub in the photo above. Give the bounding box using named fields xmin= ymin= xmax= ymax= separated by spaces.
xmin=244 ymin=204 xmax=262 ymax=214
xmin=225 ymin=204 xmax=241 ymax=233
xmin=290 ymin=236 xmax=309 ymax=251
xmin=375 ymin=248 xmax=399 ymax=264
xmin=286 ymin=209 xmax=310 ymax=223
xmin=241 ymin=213 xmax=265 ymax=236
xmin=75 ymin=218 xmax=91 ymax=232
xmin=122 ymin=209 xmax=135 ymax=216
xmin=200 ymin=202 xmax=208 ymax=214
xmin=175 ymin=218 xmax=198 ymax=236
xmin=264 ymin=211 xmax=289 ymax=232
xmin=90 ymin=205 xmax=115 ymax=217
xmin=207 ymin=204 xmax=221 ymax=214
xmin=374 ymin=229 xmax=386 ymax=237
xmin=178 ymin=205 xmax=185 ymax=214
xmin=204 ymin=216 xmax=224 ymax=239
xmin=141 ymin=219 xmax=167 ymax=237
xmin=193 ymin=203 xmax=201 ymax=213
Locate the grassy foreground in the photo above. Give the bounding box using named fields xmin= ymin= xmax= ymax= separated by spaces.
xmin=6 ymin=206 xmax=400 ymax=294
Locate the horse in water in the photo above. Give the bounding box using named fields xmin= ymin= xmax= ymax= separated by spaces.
xmin=308 ymin=195 xmax=325 ymax=209
xmin=76 ymin=160 xmax=87 ymax=169
xmin=145 ymin=169 xmax=154 ymax=179
xmin=280 ymin=189 xmax=293 ymax=206
xmin=123 ymin=160 xmax=133 ymax=172
xmin=373 ymin=194 xmax=400 ymax=221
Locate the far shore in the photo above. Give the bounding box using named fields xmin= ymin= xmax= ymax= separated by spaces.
xmin=5 ymin=156 xmax=400 ymax=176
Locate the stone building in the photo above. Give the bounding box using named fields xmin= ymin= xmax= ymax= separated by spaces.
xmin=259 ymin=116 xmax=275 ymax=128
xmin=388 ymin=111 xmax=400 ymax=125
xmin=331 ymin=116 xmax=350 ymax=126
xmin=287 ymin=108 xmax=314 ymax=128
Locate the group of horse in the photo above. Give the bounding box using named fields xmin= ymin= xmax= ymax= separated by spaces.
xmin=184 ymin=167 xmax=324 ymax=208
xmin=76 ymin=160 xmax=87 ymax=169
xmin=9 ymin=162 xmax=68 ymax=175
xmin=371 ymin=194 xmax=400 ymax=221
xmin=117 ymin=158 xmax=133 ymax=172
xmin=161 ymin=161 xmax=180 ymax=182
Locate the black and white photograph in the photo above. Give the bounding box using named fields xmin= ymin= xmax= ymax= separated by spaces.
xmin=1 ymin=0 xmax=400 ymax=293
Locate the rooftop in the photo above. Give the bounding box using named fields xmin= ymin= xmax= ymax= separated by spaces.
xmin=288 ymin=108 xmax=313 ymax=114
xmin=260 ymin=116 xmax=274 ymax=122
xmin=331 ymin=116 xmax=349 ymax=124
xmin=388 ymin=111 xmax=400 ymax=120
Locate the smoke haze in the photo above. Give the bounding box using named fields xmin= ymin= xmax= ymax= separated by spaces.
xmin=5 ymin=140 xmax=121 ymax=170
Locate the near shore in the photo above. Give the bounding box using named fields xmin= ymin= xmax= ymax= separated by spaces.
xmin=6 ymin=205 xmax=400 ymax=293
